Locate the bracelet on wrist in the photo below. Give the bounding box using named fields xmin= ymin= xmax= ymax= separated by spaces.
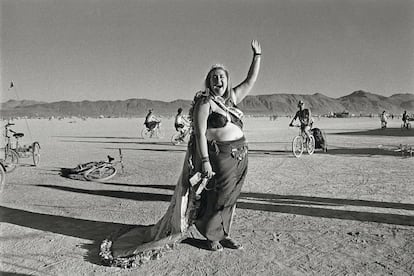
xmin=201 ymin=156 xmax=209 ymax=163
xmin=254 ymin=53 xmax=262 ymax=56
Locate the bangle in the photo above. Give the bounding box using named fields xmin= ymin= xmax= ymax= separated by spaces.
xmin=201 ymin=156 xmax=209 ymax=163
xmin=254 ymin=53 xmax=262 ymax=56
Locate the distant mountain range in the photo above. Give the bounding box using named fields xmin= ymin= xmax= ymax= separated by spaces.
xmin=1 ymin=90 xmax=413 ymax=118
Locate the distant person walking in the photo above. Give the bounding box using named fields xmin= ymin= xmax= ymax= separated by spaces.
xmin=380 ymin=110 xmax=387 ymax=129
xmin=402 ymin=110 xmax=410 ymax=129
xmin=289 ymin=100 xmax=313 ymax=139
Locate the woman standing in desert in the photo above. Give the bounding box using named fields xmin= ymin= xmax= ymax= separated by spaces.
xmin=190 ymin=40 xmax=261 ymax=251
xmin=100 ymin=40 xmax=261 ymax=267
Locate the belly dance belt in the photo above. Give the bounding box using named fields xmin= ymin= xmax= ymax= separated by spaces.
xmin=208 ymin=136 xmax=248 ymax=161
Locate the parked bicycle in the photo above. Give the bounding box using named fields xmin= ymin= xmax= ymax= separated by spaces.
xmin=141 ymin=122 xmax=164 ymax=139
xmin=2 ymin=122 xmax=40 ymax=172
xmin=68 ymin=149 xmax=124 ymax=182
xmin=171 ymin=126 xmax=191 ymax=145
xmin=395 ymin=144 xmax=413 ymax=157
xmin=290 ymin=124 xmax=315 ymax=158
xmin=0 ymin=160 xmax=6 ymax=191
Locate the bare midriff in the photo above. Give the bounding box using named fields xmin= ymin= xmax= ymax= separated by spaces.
xmin=206 ymin=122 xmax=244 ymax=142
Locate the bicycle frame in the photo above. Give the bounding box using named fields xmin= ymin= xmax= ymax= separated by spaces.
xmin=179 ymin=126 xmax=191 ymax=138
xmin=82 ymin=148 xmax=124 ymax=181
xmin=293 ymin=125 xmax=310 ymax=142
xmin=291 ymin=124 xmax=315 ymax=157
xmin=3 ymin=123 xmax=41 ymax=167
xmin=171 ymin=125 xmax=192 ymax=145
xmin=1 ymin=124 xmax=17 ymax=172
xmin=4 ymin=123 xmax=14 ymax=152
xmin=4 ymin=123 xmax=27 ymax=155
xmin=0 ymin=161 xmax=5 ymax=188
xmin=401 ymin=121 xmax=411 ymax=130
xmin=150 ymin=123 xmax=161 ymax=134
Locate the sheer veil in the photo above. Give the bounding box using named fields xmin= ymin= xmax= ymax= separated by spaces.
xmin=99 ymin=93 xmax=207 ymax=268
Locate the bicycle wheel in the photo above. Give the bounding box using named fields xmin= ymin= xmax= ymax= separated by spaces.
xmin=307 ymin=135 xmax=315 ymax=155
xmin=155 ymin=127 xmax=164 ymax=138
xmin=5 ymin=149 xmax=19 ymax=173
xmin=292 ymin=136 xmax=304 ymax=158
xmin=0 ymin=163 xmax=5 ymax=192
xmin=70 ymin=161 xmax=98 ymax=174
xmin=171 ymin=133 xmax=183 ymax=145
xmin=84 ymin=165 xmax=117 ymax=182
xmin=141 ymin=128 xmax=151 ymax=139
xmin=32 ymin=142 xmax=40 ymax=166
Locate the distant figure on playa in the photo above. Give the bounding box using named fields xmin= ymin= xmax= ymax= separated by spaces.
xmin=174 ymin=107 xmax=190 ymax=135
xmin=289 ymin=100 xmax=313 ymax=140
xmin=380 ymin=110 xmax=387 ymax=129
xmin=402 ymin=110 xmax=409 ymax=128
xmin=269 ymin=115 xmax=278 ymax=121
xmin=144 ymin=109 xmax=161 ymax=130
xmin=99 ymin=40 xmax=261 ymax=267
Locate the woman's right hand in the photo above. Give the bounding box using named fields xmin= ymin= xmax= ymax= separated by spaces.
xmin=251 ymin=40 xmax=261 ymax=55
xmin=201 ymin=161 xmax=213 ymax=179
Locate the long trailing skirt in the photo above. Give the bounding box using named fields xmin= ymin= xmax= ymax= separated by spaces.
xmin=195 ymin=137 xmax=248 ymax=241
xmin=99 ymin=136 xmax=248 ymax=268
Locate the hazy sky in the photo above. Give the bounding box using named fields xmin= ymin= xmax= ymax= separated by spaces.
xmin=1 ymin=0 xmax=413 ymax=103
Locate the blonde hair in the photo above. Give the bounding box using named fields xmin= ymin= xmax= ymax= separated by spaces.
xmin=204 ymin=64 xmax=232 ymax=101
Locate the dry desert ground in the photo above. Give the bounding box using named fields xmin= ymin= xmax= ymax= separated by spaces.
xmin=0 ymin=116 xmax=413 ymax=276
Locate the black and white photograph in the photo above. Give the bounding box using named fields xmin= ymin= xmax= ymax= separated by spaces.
xmin=1 ymin=0 xmax=413 ymax=275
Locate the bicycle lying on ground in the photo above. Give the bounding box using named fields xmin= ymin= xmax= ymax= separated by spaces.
xmin=171 ymin=126 xmax=191 ymax=145
xmin=290 ymin=124 xmax=315 ymax=158
xmin=141 ymin=122 xmax=164 ymax=139
xmin=395 ymin=144 xmax=413 ymax=157
xmin=2 ymin=122 xmax=41 ymax=172
xmin=67 ymin=149 xmax=125 ymax=182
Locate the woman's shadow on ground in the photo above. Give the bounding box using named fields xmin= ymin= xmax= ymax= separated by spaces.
xmin=5 ymin=182 xmax=413 ymax=266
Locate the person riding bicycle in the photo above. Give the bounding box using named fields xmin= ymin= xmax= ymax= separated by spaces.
xmin=289 ymin=100 xmax=313 ymax=140
xmin=174 ymin=108 xmax=190 ymax=135
xmin=144 ymin=109 xmax=161 ymax=131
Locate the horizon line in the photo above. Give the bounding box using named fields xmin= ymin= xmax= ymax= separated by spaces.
xmin=3 ymin=90 xmax=413 ymax=104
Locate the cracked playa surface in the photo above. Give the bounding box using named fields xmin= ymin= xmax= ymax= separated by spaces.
xmin=1 ymin=117 xmax=413 ymax=275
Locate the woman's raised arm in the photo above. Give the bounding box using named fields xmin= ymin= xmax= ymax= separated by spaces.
xmin=233 ymin=40 xmax=262 ymax=104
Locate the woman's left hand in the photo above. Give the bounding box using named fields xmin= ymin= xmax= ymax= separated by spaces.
xmin=201 ymin=161 xmax=214 ymax=179
xmin=251 ymin=40 xmax=261 ymax=55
